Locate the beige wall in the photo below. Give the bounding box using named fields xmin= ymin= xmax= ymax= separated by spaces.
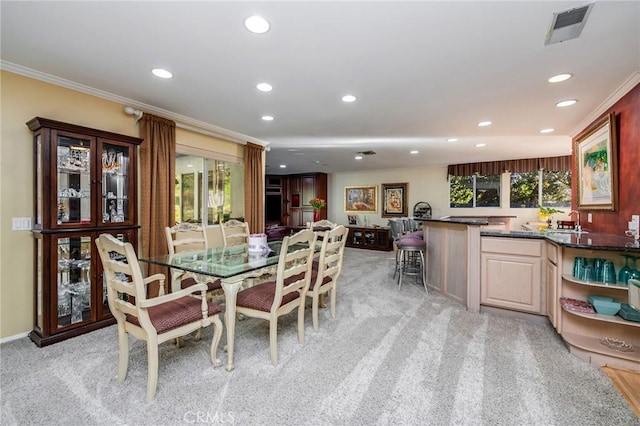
xmin=0 ymin=70 xmax=243 ymax=339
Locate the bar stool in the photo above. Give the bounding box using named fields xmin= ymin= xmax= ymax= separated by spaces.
xmin=396 ymin=236 xmax=427 ymax=292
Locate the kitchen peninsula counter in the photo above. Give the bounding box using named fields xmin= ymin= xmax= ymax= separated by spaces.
xmin=419 ymin=218 xmax=640 ymax=371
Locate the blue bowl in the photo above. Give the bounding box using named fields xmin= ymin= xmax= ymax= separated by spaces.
xmin=588 ymin=295 xmax=614 ymax=306
xmin=592 ymin=299 xmax=621 ymax=316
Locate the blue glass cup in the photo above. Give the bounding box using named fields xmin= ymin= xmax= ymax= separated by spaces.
xmin=593 ymin=258 xmax=605 ymax=282
xmin=573 ymin=257 xmax=586 ymax=278
xmin=602 ymin=261 xmax=617 ymax=285
xmin=581 ymin=265 xmax=594 ymax=282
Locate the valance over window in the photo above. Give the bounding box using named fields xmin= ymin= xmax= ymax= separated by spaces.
xmin=447 ymin=155 xmax=571 ymax=177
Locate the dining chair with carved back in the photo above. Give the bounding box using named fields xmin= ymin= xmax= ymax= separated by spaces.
xmin=165 ymin=223 xmax=222 ymax=294
xmin=220 ymin=219 xmax=251 ymax=247
xmin=307 ymin=224 xmax=348 ymax=331
xmin=234 ymin=228 xmax=317 ymax=365
xmin=95 ymin=233 xmax=224 ymax=401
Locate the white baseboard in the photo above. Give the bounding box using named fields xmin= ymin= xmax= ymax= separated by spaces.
xmin=0 ymin=331 xmax=30 ymax=344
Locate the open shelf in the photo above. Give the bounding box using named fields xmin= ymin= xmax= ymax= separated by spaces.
xmin=562 ymin=274 xmax=629 ymax=291
xmin=561 ymin=305 xmax=640 ymax=328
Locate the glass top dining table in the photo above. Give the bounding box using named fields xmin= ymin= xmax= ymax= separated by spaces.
xmin=140 ymin=241 xmax=284 ymax=279
xmin=138 ymin=239 xmax=313 ymax=371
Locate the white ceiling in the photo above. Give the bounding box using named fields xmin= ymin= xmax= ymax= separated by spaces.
xmin=2 ymin=1 xmax=639 ymax=175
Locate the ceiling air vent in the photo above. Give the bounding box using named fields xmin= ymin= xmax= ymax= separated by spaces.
xmin=358 ymin=150 xmax=377 ymax=156
xmin=545 ymin=3 xmax=594 ymax=46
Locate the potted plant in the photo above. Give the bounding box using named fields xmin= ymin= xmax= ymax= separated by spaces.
xmin=538 ymin=205 xmax=564 ymax=227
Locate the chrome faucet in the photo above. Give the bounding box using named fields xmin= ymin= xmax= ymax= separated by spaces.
xmin=569 ymin=210 xmax=582 ymax=232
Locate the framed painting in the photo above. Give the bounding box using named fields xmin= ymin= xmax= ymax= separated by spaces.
xmin=575 ymin=112 xmax=618 ymax=211
xmin=344 ymin=185 xmax=377 ymax=213
xmin=381 ymin=182 xmax=408 ymax=217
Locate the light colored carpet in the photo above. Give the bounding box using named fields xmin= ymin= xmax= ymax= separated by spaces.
xmin=1 ymin=248 xmax=638 ymax=425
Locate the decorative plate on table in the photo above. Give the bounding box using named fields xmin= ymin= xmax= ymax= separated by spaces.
xmin=560 ymin=297 xmax=596 ymax=314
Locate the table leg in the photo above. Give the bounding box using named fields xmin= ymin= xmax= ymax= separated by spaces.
xmin=221 ymin=278 xmax=243 ymax=371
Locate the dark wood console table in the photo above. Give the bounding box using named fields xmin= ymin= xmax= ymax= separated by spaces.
xmin=346 ymin=226 xmax=392 ymax=251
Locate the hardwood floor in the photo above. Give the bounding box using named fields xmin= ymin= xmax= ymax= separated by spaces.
xmin=602 ymin=366 xmax=640 ymax=417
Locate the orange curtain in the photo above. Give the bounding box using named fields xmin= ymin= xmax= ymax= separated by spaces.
xmin=244 ymin=142 xmax=265 ymax=234
xmin=139 ymin=114 xmax=176 ymax=286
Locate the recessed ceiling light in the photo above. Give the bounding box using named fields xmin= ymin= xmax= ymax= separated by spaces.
xmin=556 ymin=99 xmax=577 ymax=107
xmin=341 ymin=95 xmax=357 ymax=103
xmin=475 ymin=143 xmax=486 ymax=148
xmin=548 ymin=73 xmax=573 ymax=83
xmin=478 ymin=121 xmax=492 ymax=127
xmin=355 ymin=155 xmax=363 ymax=160
xmin=540 ymin=128 xmax=555 ymax=134
xmin=244 ymin=16 xmax=270 ymax=34
xmin=446 ymin=138 xmax=458 ymax=142
xmin=261 ymin=115 xmax=274 ymax=121
xmin=256 ymin=82 xmax=273 ymax=92
xmin=151 ymin=68 xmax=173 ymax=79
xmin=410 ymin=150 xmax=419 ymax=154
xmin=279 ymin=164 xmax=286 ymax=168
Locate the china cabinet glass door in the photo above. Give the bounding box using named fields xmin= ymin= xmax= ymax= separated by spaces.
xmin=56 ymin=234 xmax=93 ymax=329
xmin=55 ymin=132 xmax=94 ymax=227
xmin=100 ymin=140 xmax=134 ymax=225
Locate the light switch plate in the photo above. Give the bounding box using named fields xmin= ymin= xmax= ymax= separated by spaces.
xmin=12 ymin=217 xmax=32 ymax=231
xmin=587 ymin=213 xmax=592 ymax=223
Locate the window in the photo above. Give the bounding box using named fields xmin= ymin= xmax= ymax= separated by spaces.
xmin=449 ymin=174 xmax=500 ymax=208
xmin=175 ymin=154 xmax=243 ymax=225
xmin=510 ymin=170 xmax=571 ymax=208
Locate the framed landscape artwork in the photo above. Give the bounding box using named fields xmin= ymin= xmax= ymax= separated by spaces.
xmin=344 ymin=185 xmax=377 ymax=213
xmin=575 ymin=112 xmax=618 ymax=211
xmin=381 ymin=182 xmax=408 ymax=217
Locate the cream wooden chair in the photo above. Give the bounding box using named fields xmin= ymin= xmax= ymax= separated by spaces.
xmin=235 ymin=229 xmax=317 ymax=365
xmin=165 ymin=223 xmax=221 ymax=294
xmin=220 ymin=219 xmax=250 ymax=247
xmin=308 ymin=219 xmax=337 ymax=230
xmin=95 ymin=233 xmax=223 ymax=401
xmin=307 ymin=225 xmax=348 ymax=330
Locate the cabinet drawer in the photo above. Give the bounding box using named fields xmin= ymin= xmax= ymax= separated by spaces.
xmin=546 ymin=242 xmax=559 ymax=264
xmin=481 ymin=237 xmax=542 ymax=257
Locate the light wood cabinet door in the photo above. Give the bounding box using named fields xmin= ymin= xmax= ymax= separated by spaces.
xmin=481 ymin=253 xmax=542 ymax=314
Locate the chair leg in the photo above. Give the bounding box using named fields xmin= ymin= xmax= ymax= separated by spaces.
xmin=398 ymin=249 xmax=404 ymax=288
xmin=311 ymin=294 xmax=320 ymax=331
xmin=146 ymin=341 xmax=159 ymax=401
xmin=330 ymin=288 xmax=337 ymax=319
xmin=210 ymin=316 xmax=223 ymax=368
xmin=269 ymin=319 xmax=279 ymax=365
xmin=297 ymin=303 xmax=306 ymax=344
xmin=420 ymin=250 xmax=428 ymax=293
xmin=117 ymin=326 xmax=129 ymax=383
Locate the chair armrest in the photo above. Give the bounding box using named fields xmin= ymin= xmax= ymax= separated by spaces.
xmin=138 ymin=282 xmax=208 ymax=308
xmin=143 ymin=273 xmax=168 ymax=295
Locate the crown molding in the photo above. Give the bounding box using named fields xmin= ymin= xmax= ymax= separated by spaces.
xmin=570 ymin=71 xmax=640 ymax=138
xmin=0 ymin=60 xmax=269 ymax=147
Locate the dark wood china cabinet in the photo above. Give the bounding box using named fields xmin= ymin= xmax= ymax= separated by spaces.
xmin=27 ymin=117 xmax=142 ymax=346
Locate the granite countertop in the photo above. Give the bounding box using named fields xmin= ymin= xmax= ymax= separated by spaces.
xmin=417 ymin=217 xmax=489 ymax=226
xmin=481 ymin=229 xmax=640 ymax=253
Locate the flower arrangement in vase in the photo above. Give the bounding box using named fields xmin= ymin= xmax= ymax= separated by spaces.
xmin=309 ymin=198 xmax=326 ymax=222
xmin=538 ymin=205 xmax=564 ymax=227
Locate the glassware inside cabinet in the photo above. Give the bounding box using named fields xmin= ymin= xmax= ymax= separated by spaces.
xmin=57 ymin=236 xmax=92 ymax=328
xmin=57 ymin=136 xmax=91 ymax=225
xmin=101 ymin=143 xmax=130 ymax=224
